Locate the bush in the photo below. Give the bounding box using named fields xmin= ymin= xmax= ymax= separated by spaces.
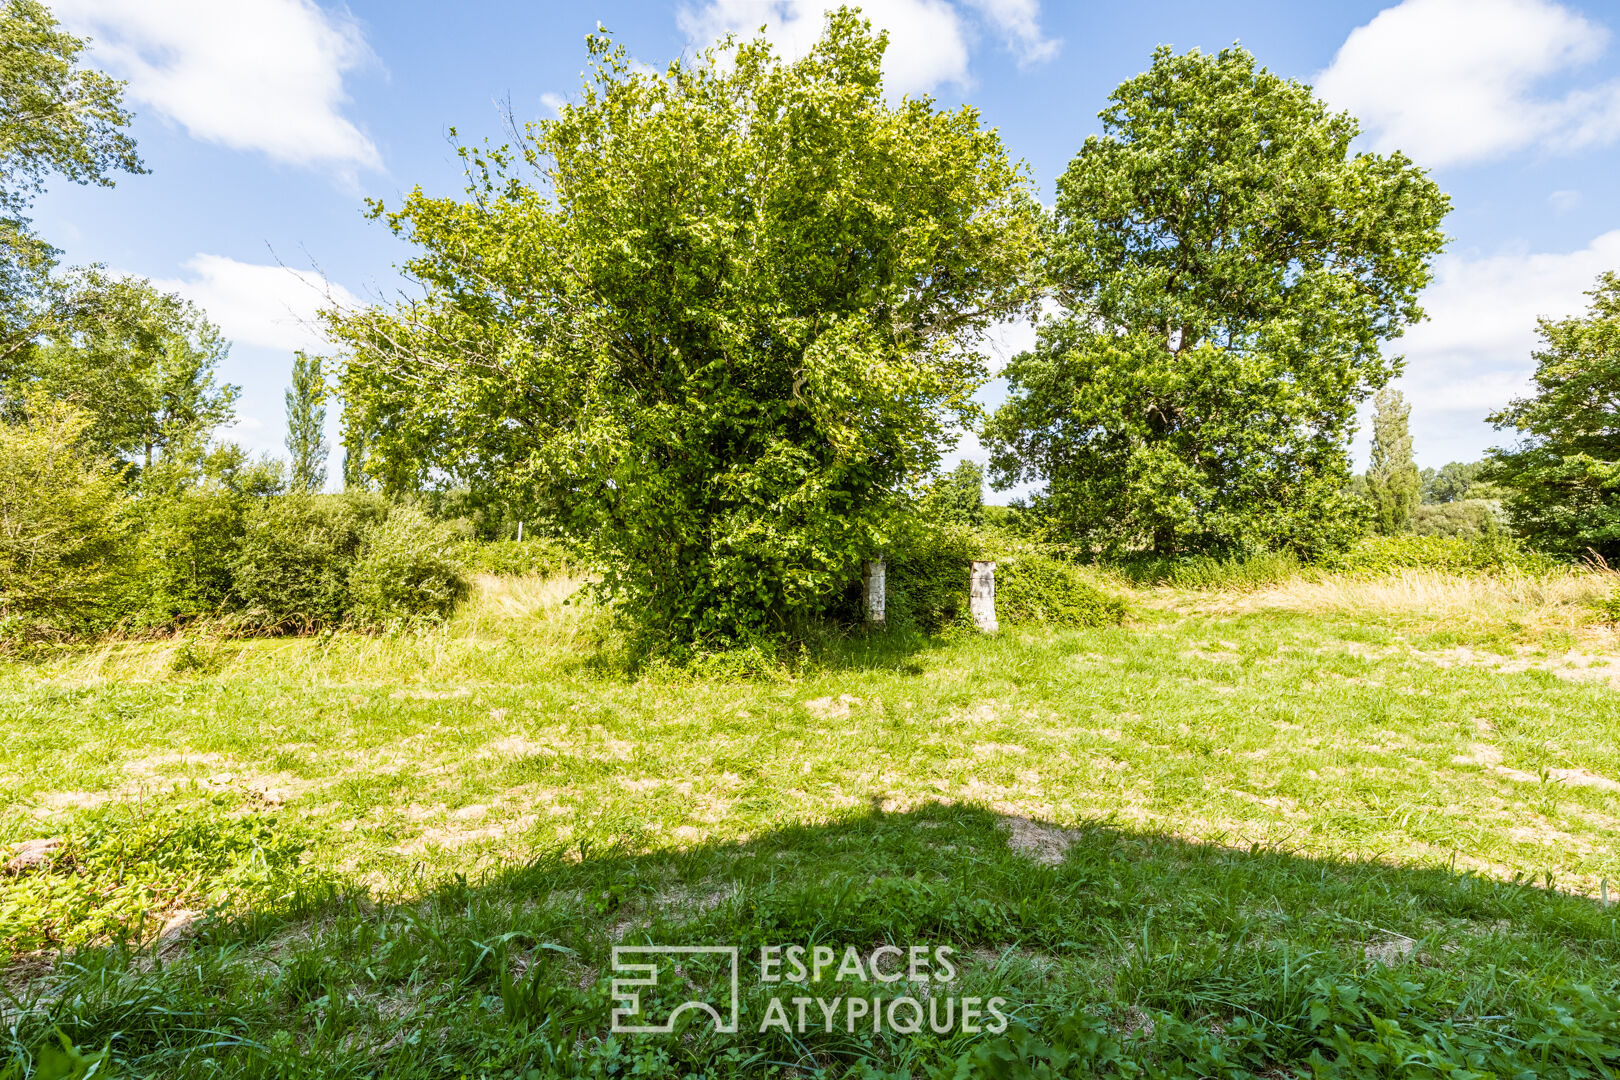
xmin=349 ymin=506 xmax=470 ymax=626
xmin=1327 ymin=533 xmax=1557 ymax=576
xmin=231 ymin=494 xmax=386 ymax=629
xmin=0 ymin=399 xmax=127 ymax=637
xmin=1109 ymin=550 xmax=1301 ymax=591
xmin=117 ymin=442 xmax=287 ymax=627
xmin=886 ymin=523 xmax=978 ymax=631
xmin=1411 ymin=499 xmax=1506 ymax=539
xmin=996 ymin=550 xmax=1127 ymax=626
xmin=468 ymin=536 xmax=579 ymax=577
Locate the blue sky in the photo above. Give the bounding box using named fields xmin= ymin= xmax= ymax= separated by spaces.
xmin=30 ymin=0 xmax=1620 ymax=487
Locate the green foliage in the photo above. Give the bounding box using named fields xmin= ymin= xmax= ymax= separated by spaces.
xmin=1120 ymin=549 xmax=1302 ymax=590
xmin=0 ymin=396 xmax=125 ymax=636
xmin=1486 ymin=272 xmax=1620 ymax=560
xmin=1411 ymin=498 xmax=1505 ymax=540
xmin=0 ymin=1031 xmax=111 ymax=1080
xmin=348 ymin=505 xmax=470 ymax=626
xmin=232 ymin=494 xmax=387 ymax=630
xmin=0 ymin=791 xmax=319 ymax=953
xmin=886 ymin=518 xmax=1124 ymax=632
xmin=330 ymin=11 xmax=1040 ymax=645
xmin=119 ymin=440 xmax=284 ymax=625
xmin=1327 ymin=533 xmax=1555 ymax=576
xmin=1422 ymin=460 xmax=1487 ymax=503
xmin=995 ymin=549 xmax=1126 ymax=627
xmin=284 ymin=351 xmax=329 ymax=494
xmin=18 ymin=270 xmax=238 ymax=469
xmin=468 ymin=536 xmax=580 ymax=577
xmin=1366 ymin=387 xmax=1420 ymax=534
xmin=0 ymin=0 xmax=142 ymax=360
xmin=885 ymin=521 xmax=978 ymax=631
xmin=920 ymin=460 xmax=985 ymax=527
xmin=985 ymin=45 xmax=1448 ymax=559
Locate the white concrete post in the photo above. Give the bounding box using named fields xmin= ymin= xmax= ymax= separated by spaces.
xmin=971 ymin=560 xmax=998 ymax=632
xmin=863 ymin=559 xmax=886 ymax=626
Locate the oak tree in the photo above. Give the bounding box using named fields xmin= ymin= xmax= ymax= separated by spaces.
xmin=983 ymin=46 xmax=1448 ymax=557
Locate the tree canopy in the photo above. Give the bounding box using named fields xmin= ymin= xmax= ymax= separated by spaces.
xmin=1486 ymin=272 xmax=1620 ymax=560
xmin=0 ymin=0 xmax=142 ymax=361
xmin=983 ymin=45 xmax=1449 ymax=558
xmin=330 ymin=9 xmax=1041 ymax=642
xmin=19 ymin=270 xmax=238 ymax=470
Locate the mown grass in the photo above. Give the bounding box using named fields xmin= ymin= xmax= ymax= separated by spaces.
xmin=4 ymin=567 xmax=1620 ymax=1076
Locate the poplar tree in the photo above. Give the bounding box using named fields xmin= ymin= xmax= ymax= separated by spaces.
xmin=284 ymin=351 xmax=328 ymax=493
xmin=1367 ymin=387 xmax=1420 ymax=534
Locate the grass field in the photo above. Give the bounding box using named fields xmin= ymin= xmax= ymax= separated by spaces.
xmin=5 ymin=568 xmax=1620 ymax=1077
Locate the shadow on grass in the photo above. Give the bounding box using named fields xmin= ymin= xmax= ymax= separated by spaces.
xmin=7 ymin=802 xmax=1620 ymax=1077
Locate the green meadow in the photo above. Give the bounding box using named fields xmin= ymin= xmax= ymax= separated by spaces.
xmin=5 ymin=567 xmax=1620 ymax=1077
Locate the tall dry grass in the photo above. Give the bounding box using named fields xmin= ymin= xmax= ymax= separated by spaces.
xmin=21 ymin=573 xmax=602 ymax=689
xmin=1175 ymin=565 xmax=1617 ymax=638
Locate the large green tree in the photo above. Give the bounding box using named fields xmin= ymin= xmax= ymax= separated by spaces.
xmin=23 ymin=270 xmax=238 ymax=469
xmin=983 ymin=45 xmax=1449 ymax=558
xmin=1486 ymin=272 xmax=1620 ymax=559
xmin=330 ymin=11 xmax=1040 ymax=642
xmin=0 ymin=0 xmax=142 ymax=365
xmin=1366 ymin=387 xmax=1420 ymax=534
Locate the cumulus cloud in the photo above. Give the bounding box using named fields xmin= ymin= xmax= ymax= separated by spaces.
xmin=1316 ymin=0 xmax=1620 ymax=169
xmin=152 ymin=254 xmax=360 ymax=353
xmin=676 ymin=0 xmax=1058 ymax=95
xmin=1377 ymin=230 xmax=1620 ymax=464
xmin=961 ymin=0 xmax=1060 ymax=66
xmin=55 ymin=0 xmax=381 ymax=172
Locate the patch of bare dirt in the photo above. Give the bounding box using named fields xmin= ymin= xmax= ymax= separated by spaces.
xmin=998 ymin=815 xmax=1076 ymax=866
xmin=1425 ymin=645 xmax=1620 ymax=689
xmin=1362 ymin=932 xmax=1416 ymax=966
xmin=805 ymin=694 xmax=861 ymax=720
xmin=1184 ymin=648 xmax=1242 ymax=664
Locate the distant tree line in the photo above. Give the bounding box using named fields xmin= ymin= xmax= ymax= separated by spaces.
xmin=0 ymin=0 xmax=464 ymax=642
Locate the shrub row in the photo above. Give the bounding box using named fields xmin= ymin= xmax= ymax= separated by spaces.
xmin=1325 ymin=533 xmax=1557 ymax=576
xmin=128 ymin=493 xmax=469 ymax=633
xmin=465 ymin=536 xmax=581 ymax=577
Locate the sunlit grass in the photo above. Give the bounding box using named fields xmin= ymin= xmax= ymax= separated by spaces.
xmin=5 ymin=565 xmax=1620 ymax=1075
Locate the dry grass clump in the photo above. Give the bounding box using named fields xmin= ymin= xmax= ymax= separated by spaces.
xmin=1178 ymin=565 xmax=1614 ymax=637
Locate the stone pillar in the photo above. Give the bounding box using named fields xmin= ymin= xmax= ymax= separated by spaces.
xmin=970 ymin=561 xmax=997 ymax=632
xmin=863 ymin=559 xmax=886 ymax=626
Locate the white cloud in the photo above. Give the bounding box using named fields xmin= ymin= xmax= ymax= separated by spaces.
xmin=55 ymin=0 xmax=381 ymax=172
xmin=1549 ymin=188 xmax=1582 ymax=213
xmin=676 ymin=0 xmax=1057 ymax=96
xmin=540 ymin=92 xmax=567 ymax=115
xmin=961 ymin=0 xmax=1060 ymax=65
xmin=1316 ymin=0 xmax=1620 ymax=168
xmin=1369 ymin=230 xmax=1620 ymax=465
xmin=151 ymin=254 xmax=360 ymax=353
